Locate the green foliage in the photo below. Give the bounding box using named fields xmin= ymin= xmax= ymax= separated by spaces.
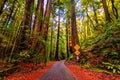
xmin=102 ymin=49 xmax=118 ymax=59
xmin=101 ymin=62 xmax=120 ymax=74
xmin=19 ymin=50 xmax=31 ymax=62
xmin=84 ymin=63 xmax=91 ymax=69
xmin=81 ymin=19 xmax=120 ymax=74
xmin=80 ymin=58 xmax=87 ymax=64
xmin=18 ymin=50 xmax=41 ymax=64
xmin=66 ymin=54 xmax=73 ymax=61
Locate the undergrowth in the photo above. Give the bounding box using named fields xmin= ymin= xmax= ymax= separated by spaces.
xmin=81 ymin=19 xmax=120 ymax=74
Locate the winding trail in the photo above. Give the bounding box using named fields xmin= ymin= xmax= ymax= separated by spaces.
xmin=38 ymin=60 xmax=75 ymax=80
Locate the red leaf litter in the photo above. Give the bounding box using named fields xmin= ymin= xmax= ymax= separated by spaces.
xmin=65 ymin=62 xmax=120 ymax=80
xmin=4 ymin=61 xmax=56 ymax=80
xmin=4 ymin=61 xmax=120 ymax=80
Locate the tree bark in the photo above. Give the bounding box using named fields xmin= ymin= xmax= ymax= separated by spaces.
xmin=110 ymin=0 xmax=118 ymax=19
xmin=50 ymin=18 xmax=54 ymax=60
xmin=39 ymin=0 xmax=52 ymax=65
xmin=101 ymin=0 xmax=111 ymax=22
xmin=70 ymin=0 xmax=80 ymax=52
xmin=70 ymin=0 xmax=80 ymax=61
xmin=41 ymin=0 xmax=52 ymax=40
xmin=21 ymin=0 xmax=34 ymax=29
xmin=55 ymin=0 xmax=60 ymax=60
xmin=31 ymin=0 xmax=44 ymax=50
xmin=66 ymin=19 xmax=70 ymax=58
xmin=19 ymin=0 xmax=34 ymax=51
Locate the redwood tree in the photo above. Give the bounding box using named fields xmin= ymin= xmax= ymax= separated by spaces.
xmin=31 ymin=0 xmax=44 ymax=50
xmin=55 ymin=0 xmax=60 ymax=60
xmin=19 ymin=0 xmax=34 ymax=51
xmin=39 ymin=0 xmax=52 ymax=64
xmin=70 ymin=0 xmax=80 ymax=59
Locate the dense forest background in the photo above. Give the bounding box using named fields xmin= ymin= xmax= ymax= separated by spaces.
xmin=0 ymin=0 xmax=120 ymax=78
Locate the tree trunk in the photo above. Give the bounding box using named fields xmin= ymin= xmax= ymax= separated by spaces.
xmin=66 ymin=19 xmax=70 ymax=58
xmin=70 ymin=0 xmax=80 ymax=60
xmin=101 ymin=0 xmax=111 ymax=22
xmin=39 ymin=0 xmax=52 ymax=65
xmin=55 ymin=0 xmax=60 ymax=60
xmin=41 ymin=0 xmax=52 ymax=40
xmin=110 ymin=0 xmax=118 ymax=19
xmin=50 ymin=18 xmax=54 ymax=60
xmin=19 ymin=0 xmax=34 ymax=51
xmin=31 ymin=0 xmax=44 ymax=50
xmin=21 ymin=0 xmax=34 ymax=29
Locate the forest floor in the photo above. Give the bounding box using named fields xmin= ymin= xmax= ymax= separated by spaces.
xmin=4 ymin=60 xmax=120 ymax=80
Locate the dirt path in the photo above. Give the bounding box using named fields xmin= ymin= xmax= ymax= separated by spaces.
xmin=38 ymin=60 xmax=75 ymax=80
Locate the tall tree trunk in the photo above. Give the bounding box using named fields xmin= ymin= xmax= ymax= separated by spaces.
xmin=31 ymin=0 xmax=44 ymax=50
xmin=66 ymin=19 xmax=70 ymax=58
xmin=101 ymin=0 xmax=111 ymax=22
xmin=41 ymin=0 xmax=52 ymax=39
xmin=39 ymin=0 xmax=52 ymax=65
xmin=70 ymin=0 xmax=80 ymax=60
xmin=55 ymin=0 xmax=60 ymax=60
xmin=50 ymin=18 xmax=54 ymax=60
xmin=110 ymin=0 xmax=118 ymax=19
xmin=19 ymin=0 xmax=34 ymax=51
xmin=21 ymin=0 xmax=34 ymax=29
xmin=0 ymin=0 xmax=7 ymax=15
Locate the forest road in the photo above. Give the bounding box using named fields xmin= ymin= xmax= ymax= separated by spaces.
xmin=38 ymin=60 xmax=76 ymax=80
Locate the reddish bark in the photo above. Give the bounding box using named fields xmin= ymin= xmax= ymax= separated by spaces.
xmin=21 ymin=0 xmax=34 ymax=29
xmin=31 ymin=0 xmax=44 ymax=50
xmin=41 ymin=0 xmax=52 ymax=40
xmin=38 ymin=0 xmax=52 ymax=63
xmin=70 ymin=0 xmax=80 ymax=58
